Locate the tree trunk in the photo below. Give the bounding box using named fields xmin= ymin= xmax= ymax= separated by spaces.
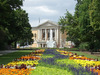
xmin=14 ymin=41 xmax=16 ymax=49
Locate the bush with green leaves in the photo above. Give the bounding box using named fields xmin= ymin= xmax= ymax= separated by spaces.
xmin=79 ymin=42 xmax=89 ymax=50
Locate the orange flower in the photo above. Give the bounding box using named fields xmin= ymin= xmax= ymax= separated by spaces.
xmin=0 ymin=68 xmax=34 ymax=75
xmin=20 ymin=56 xmax=40 ymax=60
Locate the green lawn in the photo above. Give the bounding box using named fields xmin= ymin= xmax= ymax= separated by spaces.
xmin=56 ymin=59 xmax=80 ymax=68
xmin=0 ymin=49 xmax=99 ymax=75
xmin=31 ymin=52 xmax=73 ymax=75
xmin=0 ymin=50 xmax=34 ymax=65
xmin=31 ymin=60 xmax=73 ymax=75
xmin=41 ymin=54 xmax=54 ymax=58
xmin=69 ymin=51 xmax=100 ymax=60
xmin=31 ymin=65 xmax=72 ymax=75
xmin=0 ymin=50 xmax=73 ymax=75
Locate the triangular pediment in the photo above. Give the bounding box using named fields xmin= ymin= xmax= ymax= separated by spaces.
xmin=37 ymin=20 xmax=59 ymax=28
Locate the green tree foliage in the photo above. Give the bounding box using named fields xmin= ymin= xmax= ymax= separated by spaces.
xmin=89 ymin=0 xmax=100 ymax=51
xmin=75 ymin=0 xmax=92 ymax=49
xmin=59 ymin=0 xmax=100 ymax=51
xmin=58 ymin=11 xmax=80 ymax=47
xmin=7 ymin=9 xmax=33 ymax=48
xmin=0 ymin=0 xmax=33 ymax=50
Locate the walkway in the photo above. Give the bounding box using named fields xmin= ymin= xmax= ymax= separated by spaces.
xmin=0 ymin=50 xmax=18 ymax=56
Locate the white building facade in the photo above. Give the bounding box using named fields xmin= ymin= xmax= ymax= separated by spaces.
xmin=30 ymin=20 xmax=72 ymax=48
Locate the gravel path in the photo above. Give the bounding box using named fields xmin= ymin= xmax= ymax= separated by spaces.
xmin=0 ymin=50 xmax=19 ymax=56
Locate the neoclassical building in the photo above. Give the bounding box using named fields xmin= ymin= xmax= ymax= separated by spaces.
xmin=30 ymin=20 xmax=71 ymax=48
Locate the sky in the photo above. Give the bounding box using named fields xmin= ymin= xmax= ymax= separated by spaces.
xmin=22 ymin=0 xmax=77 ymax=27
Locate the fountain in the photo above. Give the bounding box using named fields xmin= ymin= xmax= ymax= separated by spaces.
xmin=46 ymin=40 xmax=56 ymax=48
xmin=46 ymin=29 xmax=56 ymax=48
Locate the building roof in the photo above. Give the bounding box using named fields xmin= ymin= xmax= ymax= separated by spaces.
xmin=32 ymin=20 xmax=59 ymax=29
xmin=37 ymin=20 xmax=59 ymax=27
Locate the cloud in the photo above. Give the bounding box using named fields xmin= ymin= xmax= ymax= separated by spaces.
xmin=34 ymin=6 xmax=57 ymax=13
xmin=30 ymin=19 xmax=49 ymax=27
xmin=22 ymin=0 xmax=77 ymax=27
xmin=22 ymin=6 xmax=58 ymax=15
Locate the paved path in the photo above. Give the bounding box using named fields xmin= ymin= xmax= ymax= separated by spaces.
xmin=80 ymin=51 xmax=100 ymax=57
xmin=0 ymin=50 xmax=19 ymax=56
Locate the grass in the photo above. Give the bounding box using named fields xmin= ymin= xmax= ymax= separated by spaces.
xmin=31 ymin=65 xmax=72 ymax=75
xmin=0 ymin=49 xmax=100 ymax=75
xmin=0 ymin=50 xmax=34 ymax=65
xmin=56 ymin=59 xmax=80 ymax=68
xmin=41 ymin=54 xmax=54 ymax=58
xmin=31 ymin=60 xmax=73 ymax=75
xmin=69 ymin=51 xmax=100 ymax=60
xmin=31 ymin=50 xmax=73 ymax=75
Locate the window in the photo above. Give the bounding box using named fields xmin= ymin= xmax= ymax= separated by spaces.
xmin=35 ymin=33 xmax=36 ymax=38
xmin=42 ymin=29 xmax=45 ymax=40
xmin=52 ymin=29 xmax=55 ymax=40
xmin=47 ymin=29 xmax=50 ymax=40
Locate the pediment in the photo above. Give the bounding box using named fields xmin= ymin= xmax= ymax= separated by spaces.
xmin=37 ymin=20 xmax=59 ymax=28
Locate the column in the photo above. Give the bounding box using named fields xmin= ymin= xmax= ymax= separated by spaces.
xmin=60 ymin=31 xmax=62 ymax=48
xmin=50 ymin=29 xmax=53 ymax=40
xmin=45 ymin=29 xmax=47 ymax=41
xmin=38 ymin=29 xmax=40 ymax=41
xmin=40 ymin=29 xmax=42 ymax=40
xmin=37 ymin=44 xmax=39 ymax=47
xmin=47 ymin=29 xmax=48 ymax=40
xmin=54 ymin=29 xmax=56 ymax=40
xmin=54 ymin=29 xmax=56 ymax=41
xmin=41 ymin=29 xmax=42 ymax=40
xmin=57 ymin=28 xmax=58 ymax=43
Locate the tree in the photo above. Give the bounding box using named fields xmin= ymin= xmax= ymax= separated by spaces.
xmin=89 ymin=0 xmax=100 ymax=51
xmin=7 ymin=9 xmax=33 ymax=48
xmin=0 ymin=0 xmax=33 ymax=49
xmin=0 ymin=0 xmax=23 ymax=49
xmin=75 ymin=0 xmax=92 ymax=50
xmin=59 ymin=0 xmax=100 ymax=51
xmin=58 ymin=11 xmax=80 ymax=47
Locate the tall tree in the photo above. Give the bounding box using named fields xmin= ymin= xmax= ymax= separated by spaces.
xmin=0 ymin=0 xmax=33 ymax=49
xmin=58 ymin=11 xmax=80 ymax=47
xmin=75 ymin=0 xmax=92 ymax=50
xmin=7 ymin=9 xmax=33 ymax=48
xmin=58 ymin=0 xmax=100 ymax=51
xmin=89 ymin=0 xmax=100 ymax=51
xmin=0 ymin=0 xmax=23 ymax=49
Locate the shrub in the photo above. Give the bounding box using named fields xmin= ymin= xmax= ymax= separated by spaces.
xmin=79 ymin=42 xmax=89 ymax=50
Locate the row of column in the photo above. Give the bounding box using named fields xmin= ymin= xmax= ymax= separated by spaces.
xmin=38 ymin=28 xmax=58 ymax=41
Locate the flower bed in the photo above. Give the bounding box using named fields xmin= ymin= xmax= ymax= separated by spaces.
xmin=57 ymin=49 xmax=100 ymax=75
xmin=0 ymin=49 xmax=99 ymax=75
xmin=38 ymin=49 xmax=97 ymax=75
xmin=0 ymin=68 xmax=33 ymax=75
xmin=0 ymin=49 xmax=45 ymax=75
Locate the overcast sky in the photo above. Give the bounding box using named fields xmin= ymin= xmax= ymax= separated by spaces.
xmin=22 ymin=0 xmax=77 ymax=27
